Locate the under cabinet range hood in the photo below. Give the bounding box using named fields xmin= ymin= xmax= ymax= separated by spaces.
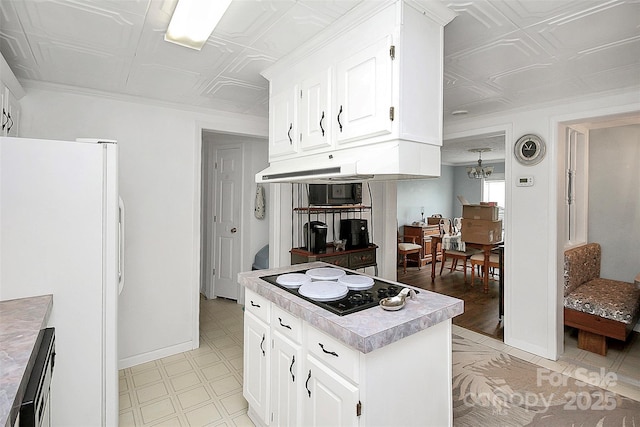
xmin=256 ymin=140 xmax=441 ymax=183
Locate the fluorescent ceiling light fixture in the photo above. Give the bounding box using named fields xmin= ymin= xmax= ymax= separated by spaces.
xmin=165 ymin=0 xmax=232 ymax=50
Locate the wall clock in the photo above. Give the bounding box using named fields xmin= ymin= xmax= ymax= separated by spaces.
xmin=514 ymin=134 xmax=546 ymax=166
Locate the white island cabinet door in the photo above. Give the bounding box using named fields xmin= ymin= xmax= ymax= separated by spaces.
xmin=335 ymin=35 xmax=393 ymax=146
xmin=271 ymin=331 xmax=302 ymax=426
xmin=303 ymin=355 xmax=359 ymax=427
xmin=243 ymin=311 xmax=270 ymax=424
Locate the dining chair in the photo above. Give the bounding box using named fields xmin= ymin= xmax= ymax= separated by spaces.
xmin=398 ymin=228 xmax=422 ymax=274
xmin=470 ymin=252 xmax=501 ymax=285
xmin=439 ymin=218 xmax=481 ymax=283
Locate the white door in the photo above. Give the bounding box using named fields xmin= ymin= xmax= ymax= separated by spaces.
xmin=214 ymin=147 xmax=242 ymax=299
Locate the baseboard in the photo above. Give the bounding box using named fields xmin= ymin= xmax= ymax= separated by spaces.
xmin=118 ymin=340 xmax=195 ymax=370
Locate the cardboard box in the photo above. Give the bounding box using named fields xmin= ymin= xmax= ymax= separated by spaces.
xmin=462 ymin=204 xmax=499 ymax=221
xmin=461 ymin=219 xmax=502 ymax=244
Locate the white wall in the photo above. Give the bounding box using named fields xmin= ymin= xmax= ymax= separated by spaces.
xmin=397 ymin=165 xmax=454 ymax=225
xmin=18 ymin=85 xmax=267 ymax=367
xmin=444 ymin=89 xmax=640 ymax=360
xmin=588 ymin=124 xmax=640 ymax=282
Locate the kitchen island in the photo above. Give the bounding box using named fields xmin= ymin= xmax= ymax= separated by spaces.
xmin=0 ymin=295 xmax=53 ymax=427
xmin=238 ymin=262 xmax=463 ymax=427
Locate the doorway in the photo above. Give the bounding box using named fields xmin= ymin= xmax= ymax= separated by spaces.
xmin=199 ymin=131 xmax=269 ymax=300
xmin=396 ymin=128 xmax=508 ymax=341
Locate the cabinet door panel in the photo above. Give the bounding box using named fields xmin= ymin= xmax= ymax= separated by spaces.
xmin=335 ymin=35 xmax=392 ymax=145
xmin=243 ymin=312 xmax=270 ymax=422
xmin=300 ymin=69 xmax=332 ymax=152
xmin=272 ymin=332 xmax=302 ymax=426
xmin=303 ymin=356 xmax=359 ymax=427
xmin=5 ymin=89 xmax=19 ymax=137
xmin=269 ymin=88 xmax=298 ymax=159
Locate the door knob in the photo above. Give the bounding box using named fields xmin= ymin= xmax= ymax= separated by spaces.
xmin=231 ymin=227 xmax=237 ymax=233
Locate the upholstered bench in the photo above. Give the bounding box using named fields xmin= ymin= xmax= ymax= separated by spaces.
xmin=563 ymin=243 xmax=640 ymax=356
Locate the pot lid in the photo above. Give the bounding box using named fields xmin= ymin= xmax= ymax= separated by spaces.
xmin=276 ymin=273 xmax=312 ymax=289
xmin=338 ymin=275 xmax=374 ymax=290
xmin=298 ymin=281 xmax=349 ymax=302
xmin=305 ymin=267 xmax=346 ymax=281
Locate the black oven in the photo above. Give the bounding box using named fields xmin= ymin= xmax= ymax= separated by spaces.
xmin=20 ymin=328 xmax=55 ymax=427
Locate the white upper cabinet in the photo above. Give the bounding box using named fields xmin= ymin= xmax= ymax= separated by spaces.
xmin=269 ymin=86 xmax=299 ymax=158
xmin=261 ymin=0 xmax=455 ymax=163
xmin=335 ymin=35 xmax=392 ymax=145
xmin=299 ymin=68 xmax=332 ymax=152
xmin=2 ymin=86 xmax=20 ymax=137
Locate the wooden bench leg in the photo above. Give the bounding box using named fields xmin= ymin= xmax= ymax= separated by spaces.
xmin=577 ymin=329 xmax=607 ymax=356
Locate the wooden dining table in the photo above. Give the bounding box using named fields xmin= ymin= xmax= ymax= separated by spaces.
xmin=430 ymin=235 xmax=503 ymax=294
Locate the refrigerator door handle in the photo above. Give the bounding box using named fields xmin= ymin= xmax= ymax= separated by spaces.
xmin=118 ymin=196 xmax=125 ymax=294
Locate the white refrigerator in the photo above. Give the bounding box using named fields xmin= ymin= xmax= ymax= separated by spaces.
xmin=0 ymin=136 xmax=122 ymax=426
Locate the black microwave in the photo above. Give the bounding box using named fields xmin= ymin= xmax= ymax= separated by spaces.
xmin=308 ymin=183 xmax=363 ymax=206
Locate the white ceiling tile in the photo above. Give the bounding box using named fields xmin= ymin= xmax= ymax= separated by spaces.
xmin=222 ymin=48 xmax=275 ymax=86
xmin=297 ymin=0 xmax=363 ymax=19
xmin=528 ymin=1 xmax=640 ymax=56
xmin=448 ymin=30 xmax=549 ymax=80
xmin=203 ymin=77 xmax=268 ymax=105
xmin=0 ymin=0 xmax=23 ymax=32
xmin=29 ymin=36 xmax=130 ymax=90
xmin=250 ymin=2 xmax=340 ymax=57
xmin=443 ymin=0 xmax=518 ymax=54
xmin=213 ymin=0 xmax=296 ymax=50
xmin=14 ymin=0 xmax=145 ymax=53
xmin=126 ymin=62 xmax=202 ymax=100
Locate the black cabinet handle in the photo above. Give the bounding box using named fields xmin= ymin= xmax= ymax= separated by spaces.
xmin=320 ymin=111 xmax=325 ymax=136
xmin=278 ymin=317 xmax=292 ymax=330
xmin=337 ymin=105 xmax=343 ymax=132
xmin=6 ymin=112 xmax=12 ymax=133
xmin=319 ymin=343 xmax=339 ymax=357
xmin=250 ymin=301 xmax=260 ymax=308
xmin=1 ymin=108 xmax=7 ymax=131
xmin=306 ymin=369 xmax=312 ymax=397
xmin=289 ymin=355 xmax=295 ymax=382
xmin=287 ymin=123 xmax=293 ymax=144
xmin=260 ymin=333 xmax=265 ymax=356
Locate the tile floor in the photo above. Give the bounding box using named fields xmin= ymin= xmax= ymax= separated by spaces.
xmin=119 ymin=297 xmax=640 ymax=426
xmin=118 ymin=296 xmax=253 ymax=426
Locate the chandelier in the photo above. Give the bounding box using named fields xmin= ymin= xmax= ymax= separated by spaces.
xmin=466 ymin=148 xmax=494 ymax=179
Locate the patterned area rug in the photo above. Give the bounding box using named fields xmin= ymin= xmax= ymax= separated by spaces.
xmin=452 ymin=335 xmax=640 ymax=426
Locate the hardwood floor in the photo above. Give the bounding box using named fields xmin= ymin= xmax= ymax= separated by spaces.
xmin=396 ymin=261 xmax=504 ymax=340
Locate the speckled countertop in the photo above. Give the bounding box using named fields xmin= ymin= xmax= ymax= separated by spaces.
xmin=238 ymin=262 xmax=464 ymax=354
xmin=0 ymin=295 xmax=53 ymax=427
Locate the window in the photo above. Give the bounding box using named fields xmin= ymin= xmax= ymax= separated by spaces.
xmin=483 ymin=179 xmax=505 ymax=222
xmin=483 ymin=180 xmax=505 ymax=208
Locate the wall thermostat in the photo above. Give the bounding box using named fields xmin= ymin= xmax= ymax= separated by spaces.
xmin=516 ymin=176 xmax=534 ymax=187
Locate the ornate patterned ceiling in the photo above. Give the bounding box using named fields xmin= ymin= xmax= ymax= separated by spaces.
xmin=1 ymin=0 xmax=638 ymax=163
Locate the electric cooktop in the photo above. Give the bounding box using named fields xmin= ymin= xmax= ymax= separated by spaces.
xmin=259 ymin=268 xmax=418 ymax=316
